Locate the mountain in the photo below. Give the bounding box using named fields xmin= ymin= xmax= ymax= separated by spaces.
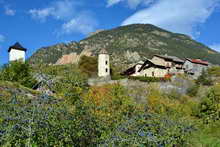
xmin=28 ymin=24 xmax=220 ymax=67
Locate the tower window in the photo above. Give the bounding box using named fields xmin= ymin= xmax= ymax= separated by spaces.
xmin=106 ymin=68 xmax=108 ymax=73
xmin=106 ymin=61 xmax=108 ymax=65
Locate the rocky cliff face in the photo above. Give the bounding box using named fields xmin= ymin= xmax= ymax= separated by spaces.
xmin=28 ymin=24 xmax=220 ymax=67
xmin=28 ymin=41 xmax=82 ymax=65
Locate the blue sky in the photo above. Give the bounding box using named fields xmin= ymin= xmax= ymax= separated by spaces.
xmin=0 ymin=0 xmax=220 ymax=65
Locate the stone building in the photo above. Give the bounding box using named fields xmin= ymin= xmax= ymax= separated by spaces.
xmin=151 ymin=55 xmax=184 ymax=74
xmin=98 ymin=49 xmax=110 ymax=77
xmin=183 ymin=58 xmax=209 ymax=79
xmin=8 ymin=42 xmax=27 ymax=62
xmin=122 ymin=54 xmax=184 ymax=78
xmin=122 ymin=59 xmax=168 ymax=77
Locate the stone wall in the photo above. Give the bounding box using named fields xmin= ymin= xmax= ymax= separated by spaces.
xmin=88 ymin=75 xmax=193 ymax=96
xmin=88 ymin=77 xmax=128 ymax=87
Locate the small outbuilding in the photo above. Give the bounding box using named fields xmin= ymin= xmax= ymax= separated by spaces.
xmin=8 ymin=42 xmax=27 ymax=62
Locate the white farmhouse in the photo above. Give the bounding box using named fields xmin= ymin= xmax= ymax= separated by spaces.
xmin=8 ymin=42 xmax=27 ymax=62
xmin=98 ymin=49 xmax=110 ymax=77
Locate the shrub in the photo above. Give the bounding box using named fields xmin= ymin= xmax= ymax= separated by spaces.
xmin=187 ymin=85 xmax=199 ymax=97
xmin=194 ymin=84 xmax=220 ymax=123
xmin=102 ymin=113 xmax=193 ymax=146
xmin=83 ymin=84 xmax=194 ymax=146
xmin=0 ymin=93 xmax=106 ymax=146
xmin=166 ymin=89 xmax=182 ymax=100
xmin=189 ymin=121 xmax=220 ymax=146
xmin=129 ymin=76 xmax=170 ymax=83
xmin=83 ymin=84 xmax=137 ymax=126
xmin=111 ymin=74 xmax=127 ymax=80
xmin=208 ymin=66 xmax=220 ymax=77
xmin=196 ymin=70 xmax=212 ymax=86
xmin=47 ymin=65 xmax=88 ymax=101
xmin=78 ymin=56 xmax=98 ymax=77
xmin=147 ymin=85 xmax=195 ymax=117
xmin=0 ymin=61 xmax=37 ymax=88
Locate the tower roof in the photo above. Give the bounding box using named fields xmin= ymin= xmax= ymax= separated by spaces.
xmin=8 ymin=42 xmax=27 ymax=52
xmin=99 ymin=49 xmax=108 ymax=54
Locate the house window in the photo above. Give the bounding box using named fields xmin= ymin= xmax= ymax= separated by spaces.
xmin=106 ymin=68 xmax=108 ymax=73
xmin=152 ymin=72 xmax=155 ymax=77
xmin=106 ymin=61 xmax=108 ymax=65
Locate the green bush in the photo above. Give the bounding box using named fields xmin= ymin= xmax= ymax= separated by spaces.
xmin=208 ymin=66 xmax=220 ymax=77
xmin=189 ymin=121 xmax=220 ymax=146
xmin=111 ymin=75 xmax=127 ymax=80
xmin=103 ymin=114 xmax=193 ymax=146
xmin=0 ymin=61 xmax=37 ymax=88
xmin=196 ymin=70 xmax=212 ymax=86
xmin=129 ymin=76 xmax=170 ymax=82
xmin=40 ymin=64 xmax=89 ymax=101
xmin=0 ymin=93 xmax=106 ymax=146
xmin=187 ymin=85 xmax=199 ymax=97
xmin=78 ymin=56 xmax=98 ymax=77
xmin=167 ymin=89 xmax=182 ymax=100
xmin=194 ymin=84 xmax=220 ymax=123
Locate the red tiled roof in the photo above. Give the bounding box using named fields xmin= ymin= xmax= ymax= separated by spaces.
xmin=187 ymin=58 xmax=209 ymax=65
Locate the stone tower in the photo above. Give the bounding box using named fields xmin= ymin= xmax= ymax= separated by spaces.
xmin=98 ymin=49 xmax=110 ymax=77
xmin=8 ymin=42 xmax=27 ymax=62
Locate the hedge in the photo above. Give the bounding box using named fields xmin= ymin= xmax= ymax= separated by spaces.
xmin=129 ymin=76 xmax=170 ymax=83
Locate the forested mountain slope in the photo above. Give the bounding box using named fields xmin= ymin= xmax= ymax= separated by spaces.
xmin=29 ymin=24 xmax=220 ymax=66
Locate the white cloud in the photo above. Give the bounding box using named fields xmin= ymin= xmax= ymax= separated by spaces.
xmin=61 ymin=12 xmax=98 ymax=35
xmin=107 ymin=0 xmax=123 ymax=7
xmin=121 ymin=0 xmax=220 ymax=36
xmin=29 ymin=8 xmax=54 ymax=22
xmin=29 ymin=0 xmax=76 ymax=21
xmin=107 ymin=0 xmax=154 ymax=8
xmin=127 ymin=0 xmax=155 ymax=8
xmin=210 ymin=44 xmax=220 ymax=52
xmin=4 ymin=6 xmax=16 ymax=16
xmin=29 ymin=0 xmax=98 ymax=35
xmin=0 ymin=34 xmax=5 ymax=42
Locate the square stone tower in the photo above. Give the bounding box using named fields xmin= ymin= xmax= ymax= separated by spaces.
xmin=8 ymin=42 xmax=27 ymax=62
xmin=98 ymin=49 xmax=110 ymax=77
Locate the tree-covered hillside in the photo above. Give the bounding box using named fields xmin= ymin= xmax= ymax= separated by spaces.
xmin=29 ymin=24 xmax=220 ymax=66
